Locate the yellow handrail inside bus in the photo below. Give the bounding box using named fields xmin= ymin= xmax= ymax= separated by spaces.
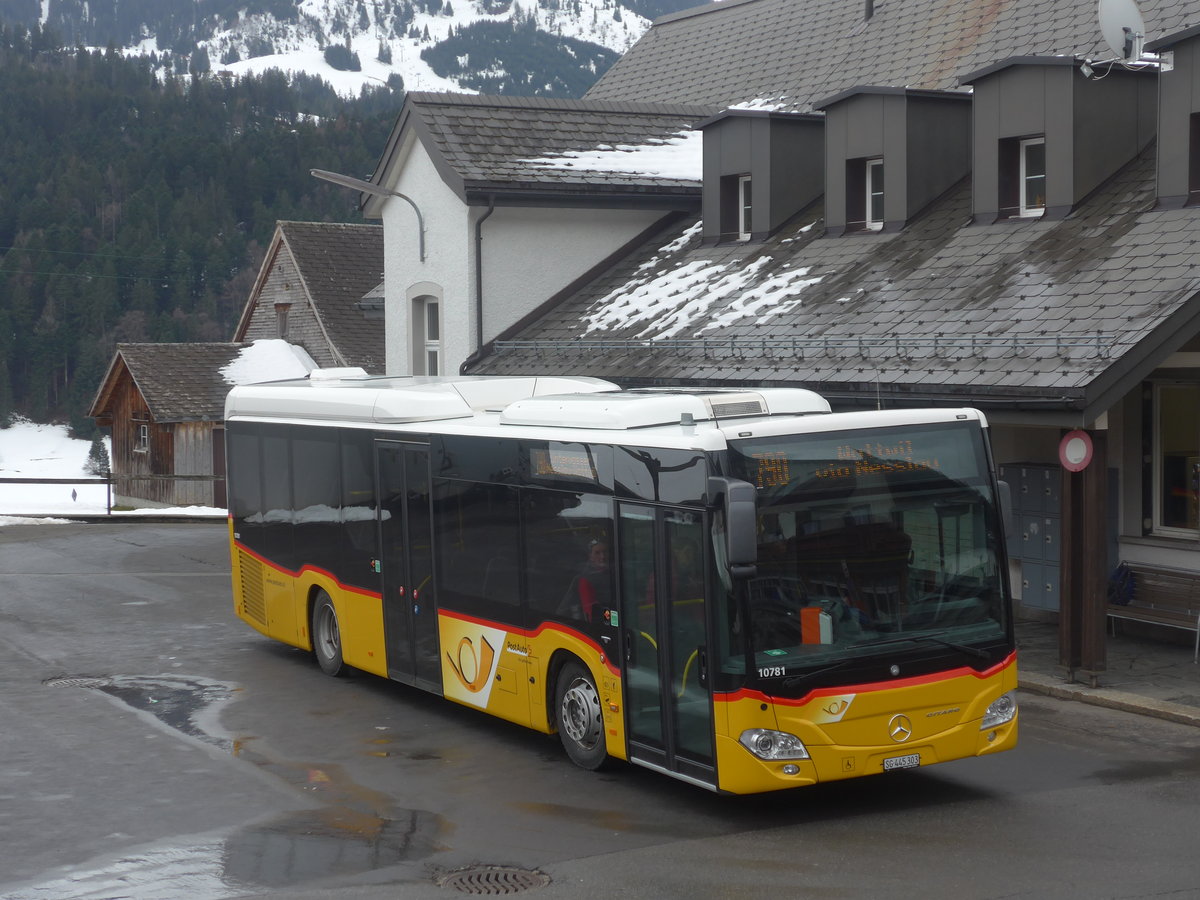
xmin=677 ymin=649 xmax=699 ymax=698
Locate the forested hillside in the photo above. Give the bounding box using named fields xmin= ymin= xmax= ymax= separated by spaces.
xmin=422 ymin=16 xmax=617 ymax=95
xmin=0 ymin=23 xmax=402 ymax=434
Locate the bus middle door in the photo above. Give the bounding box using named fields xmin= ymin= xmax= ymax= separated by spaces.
xmin=376 ymin=440 xmax=441 ymax=693
xmin=618 ymin=504 xmax=716 ymax=787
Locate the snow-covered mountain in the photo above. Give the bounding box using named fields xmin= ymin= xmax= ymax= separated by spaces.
xmin=11 ymin=0 xmax=699 ymax=97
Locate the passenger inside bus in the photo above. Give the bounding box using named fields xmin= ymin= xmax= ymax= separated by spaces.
xmin=560 ymin=539 xmax=612 ymax=622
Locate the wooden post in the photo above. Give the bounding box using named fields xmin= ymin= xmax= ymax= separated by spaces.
xmin=1058 ymin=431 xmax=1107 ymax=686
xmin=1079 ymin=432 xmax=1108 ymax=680
xmin=1059 ymin=464 xmax=1082 ymax=675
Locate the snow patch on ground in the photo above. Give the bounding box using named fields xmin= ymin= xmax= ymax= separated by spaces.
xmin=0 ymin=418 xmax=223 ymax=520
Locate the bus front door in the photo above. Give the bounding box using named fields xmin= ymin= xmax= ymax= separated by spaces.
xmin=377 ymin=441 xmax=441 ymax=693
xmin=618 ymin=505 xmax=716 ymax=787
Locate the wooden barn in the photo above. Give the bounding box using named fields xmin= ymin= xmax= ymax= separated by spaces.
xmin=90 ymin=220 xmax=382 ymax=508
xmin=88 ymin=343 xmax=249 ymax=508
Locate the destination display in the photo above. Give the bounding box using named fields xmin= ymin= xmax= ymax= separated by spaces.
xmin=736 ymin=424 xmax=983 ymax=493
xmin=530 ymin=444 xmax=598 ymax=483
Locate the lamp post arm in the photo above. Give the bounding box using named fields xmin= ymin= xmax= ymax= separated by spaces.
xmin=310 ymin=168 xmax=426 ymax=262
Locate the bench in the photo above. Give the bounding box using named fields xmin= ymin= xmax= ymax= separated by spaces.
xmin=1107 ymin=561 xmax=1200 ymax=663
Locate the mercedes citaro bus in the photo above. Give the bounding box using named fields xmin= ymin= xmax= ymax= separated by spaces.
xmin=225 ymin=372 xmax=1017 ymax=794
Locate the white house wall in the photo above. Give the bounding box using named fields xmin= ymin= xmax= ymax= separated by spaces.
xmin=380 ymin=135 xmax=668 ymax=375
xmin=480 ymin=206 xmax=665 ymax=348
xmin=383 ymin=136 xmax=471 ymax=376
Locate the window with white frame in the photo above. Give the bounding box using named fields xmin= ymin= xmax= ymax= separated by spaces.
xmin=134 ymin=423 xmax=149 ymax=453
xmin=1018 ymin=137 xmax=1046 ymax=217
xmin=846 ymin=157 xmax=884 ymax=232
xmin=1153 ymin=383 xmax=1200 ymax=533
xmin=865 ymin=158 xmax=884 ymax=231
xmin=412 ymin=297 xmax=441 ymax=376
xmin=738 ymin=175 xmax=752 ymax=240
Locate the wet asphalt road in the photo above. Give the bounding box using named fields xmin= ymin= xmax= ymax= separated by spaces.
xmin=1 ymin=521 xmax=1199 ymax=900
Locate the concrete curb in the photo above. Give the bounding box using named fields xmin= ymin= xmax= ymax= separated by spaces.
xmin=1019 ymin=672 xmax=1200 ymax=728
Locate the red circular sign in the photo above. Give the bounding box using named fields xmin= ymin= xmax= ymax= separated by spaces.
xmin=1059 ymin=430 xmax=1093 ymax=472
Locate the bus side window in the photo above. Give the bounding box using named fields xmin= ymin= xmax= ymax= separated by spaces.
xmin=434 ymin=481 xmax=520 ymax=609
xmin=522 ymin=488 xmax=612 ymax=626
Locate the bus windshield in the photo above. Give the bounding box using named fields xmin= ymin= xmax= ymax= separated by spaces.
xmin=726 ymin=421 xmax=1009 ymax=682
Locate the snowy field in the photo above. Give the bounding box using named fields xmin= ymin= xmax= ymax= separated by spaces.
xmin=0 ymin=418 xmax=226 ymax=523
xmin=0 ymin=341 xmax=313 ymax=524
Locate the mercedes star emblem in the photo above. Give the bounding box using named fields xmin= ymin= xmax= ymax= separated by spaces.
xmin=888 ymin=714 xmax=913 ymax=743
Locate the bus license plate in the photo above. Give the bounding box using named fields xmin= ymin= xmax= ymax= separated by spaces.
xmin=883 ymin=753 xmax=920 ymax=771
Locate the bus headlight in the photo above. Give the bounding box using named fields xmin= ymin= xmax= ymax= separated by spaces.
xmin=739 ymin=728 xmax=810 ymax=760
xmin=980 ymin=691 xmax=1017 ymax=730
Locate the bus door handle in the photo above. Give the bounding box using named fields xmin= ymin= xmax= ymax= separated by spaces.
xmin=698 ymin=645 xmax=708 ymax=688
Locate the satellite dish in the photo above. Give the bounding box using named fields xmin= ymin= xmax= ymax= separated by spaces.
xmin=1098 ymin=0 xmax=1146 ymax=61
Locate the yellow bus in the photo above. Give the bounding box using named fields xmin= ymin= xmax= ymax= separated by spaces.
xmin=225 ymin=373 xmax=1017 ymax=793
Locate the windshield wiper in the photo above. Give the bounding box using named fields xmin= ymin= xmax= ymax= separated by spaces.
xmin=858 ymin=632 xmax=991 ymax=660
xmin=773 ymin=633 xmax=991 ymax=689
xmin=780 ymin=656 xmax=858 ymax=688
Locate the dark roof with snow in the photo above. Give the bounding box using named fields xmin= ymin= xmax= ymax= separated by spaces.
xmin=470 ymin=146 xmax=1200 ymax=420
xmin=90 ymin=343 xmax=248 ymax=424
xmin=368 ymin=93 xmax=717 ymax=207
xmin=587 ymin=0 xmax=1199 ymax=110
xmin=274 ymin=222 xmax=384 ymax=372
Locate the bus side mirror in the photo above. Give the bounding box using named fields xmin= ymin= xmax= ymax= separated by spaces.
xmin=997 ymin=480 xmax=1013 ymax=537
xmin=708 ymin=476 xmax=758 ymax=580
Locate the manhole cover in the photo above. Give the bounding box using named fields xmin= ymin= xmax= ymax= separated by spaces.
xmin=43 ymin=676 xmax=111 ymax=689
xmin=437 ymin=866 xmax=550 ymax=895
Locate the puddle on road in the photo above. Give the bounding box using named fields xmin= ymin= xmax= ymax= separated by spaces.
xmin=96 ymin=674 xmax=237 ymax=751
xmin=9 ymin=675 xmax=449 ymax=899
xmin=0 ymin=807 xmax=445 ymax=900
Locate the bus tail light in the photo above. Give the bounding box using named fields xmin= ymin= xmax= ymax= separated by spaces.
xmin=981 ymin=691 xmax=1017 ymax=730
xmin=739 ymin=728 xmax=810 ymax=760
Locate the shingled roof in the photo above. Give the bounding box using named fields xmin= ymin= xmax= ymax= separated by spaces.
xmin=259 ymin=222 xmax=384 ymax=372
xmin=90 ymin=343 xmax=249 ymax=424
xmin=470 ymin=144 xmax=1200 ymax=420
xmin=368 ymin=93 xmax=717 ymax=206
xmin=586 ymin=0 xmax=1199 ymax=109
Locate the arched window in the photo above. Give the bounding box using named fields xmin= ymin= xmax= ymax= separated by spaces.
xmin=412 ymin=296 xmax=440 ymax=375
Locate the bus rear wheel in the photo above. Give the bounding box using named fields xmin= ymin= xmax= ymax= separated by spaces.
xmin=555 ymin=661 xmax=606 ymax=770
xmin=311 ymin=590 xmax=345 ymax=677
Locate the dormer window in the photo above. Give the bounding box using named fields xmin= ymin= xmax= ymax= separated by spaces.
xmin=998 ymin=135 xmax=1047 ymax=219
xmin=964 ymin=56 xmax=1154 ymax=221
xmin=845 ymin=156 xmax=885 ymax=232
xmin=699 ymin=110 xmax=824 ymax=244
xmin=738 ymin=175 xmax=753 ymax=240
xmin=865 ymin=158 xmax=884 ymax=231
xmin=1146 ymin=28 xmax=1200 ymax=208
xmin=1018 ymin=137 xmax=1046 ymax=217
xmin=717 ymin=173 xmax=754 ymax=241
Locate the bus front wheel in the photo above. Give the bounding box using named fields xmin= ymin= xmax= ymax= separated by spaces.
xmin=555 ymin=661 xmax=606 ymax=770
xmin=311 ymin=590 xmax=345 ymax=677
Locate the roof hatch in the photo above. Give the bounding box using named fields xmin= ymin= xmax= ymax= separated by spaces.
xmin=499 ymin=388 xmax=829 ymax=429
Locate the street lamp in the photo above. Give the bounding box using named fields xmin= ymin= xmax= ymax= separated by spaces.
xmin=310 ymin=168 xmax=426 ymax=262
